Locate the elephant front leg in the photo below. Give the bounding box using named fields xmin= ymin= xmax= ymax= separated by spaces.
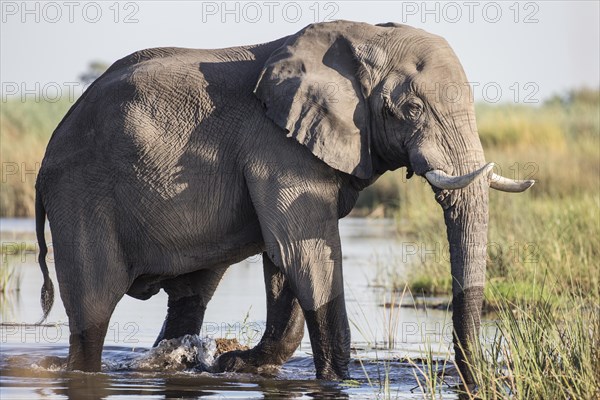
xmin=244 ymin=173 xmax=352 ymax=380
xmin=154 ymin=267 xmax=228 ymax=347
xmin=215 ymin=253 xmax=305 ymax=372
xmin=303 ymin=293 xmax=350 ymax=380
xmin=276 ymin=237 xmax=351 ymax=381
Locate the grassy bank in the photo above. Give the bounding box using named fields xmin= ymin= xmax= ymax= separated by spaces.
xmin=464 ymin=289 xmax=600 ymax=399
xmin=1 ymin=99 xmax=73 ymax=217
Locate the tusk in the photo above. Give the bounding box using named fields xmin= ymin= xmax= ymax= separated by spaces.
xmin=425 ymin=163 xmax=495 ymax=190
xmin=489 ymin=173 xmax=535 ymax=192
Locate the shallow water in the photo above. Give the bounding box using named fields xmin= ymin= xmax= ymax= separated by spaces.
xmin=1 ymin=218 xmax=461 ymax=399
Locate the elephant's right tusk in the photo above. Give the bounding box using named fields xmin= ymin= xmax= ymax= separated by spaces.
xmin=489 ymin=173 xmax=535 ymax=192
xmin=425 ymin=163 xmax=495 ymax=190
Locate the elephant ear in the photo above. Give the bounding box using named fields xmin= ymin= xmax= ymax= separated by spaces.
xmin=254 ymin=23 xmax=372 ymax=179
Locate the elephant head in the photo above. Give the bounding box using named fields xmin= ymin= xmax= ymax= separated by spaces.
xmin=254 ymin=21 xmax=533 ymax=384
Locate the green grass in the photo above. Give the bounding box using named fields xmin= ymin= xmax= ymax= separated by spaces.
xmin=0 ymin=241 xmax=36 ymax=294
xmin=1 ymin=98 xmax=74 ymax=216
xmin=352 ymin=285 xmax=600 ymax=399
xmin=461 ymin=286 xmax=600 ymax=399
xmin=408 ymin=341 xmax=452 ymax=399
xmin=0 ymin=264 xmax=21 ymax=293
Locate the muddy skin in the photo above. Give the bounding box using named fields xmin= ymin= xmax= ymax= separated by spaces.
xmin=215 ymin=338 xmax=249 ymax=356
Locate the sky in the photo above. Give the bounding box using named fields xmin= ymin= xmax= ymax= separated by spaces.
xmin=1 ymin=1 xmax=599 ymax=103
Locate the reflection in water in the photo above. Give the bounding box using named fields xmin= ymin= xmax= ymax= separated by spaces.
xmin=0 ymin=218 xmax=460 ymax=399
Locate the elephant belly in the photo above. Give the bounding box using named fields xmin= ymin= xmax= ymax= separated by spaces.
xmin=125 ymin=227 xmax=263 ymax=300
xmin=122 ymin=200 xmax=265 ymax=278
xmin=106 ymin=155 xmax=265 ymax=274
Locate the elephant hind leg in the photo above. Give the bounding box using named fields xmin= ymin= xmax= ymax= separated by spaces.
xmin=60 ymin=268 xmax=128 ymax=372
xmin=60 ymin=260 xmax=128 ymax=372
xmin=67 ymin=320 xmax=113 ymax=372
xmin=154 ymin=266 xmax=228 ymax=347
xmin=215 ymin=253 xmax=304 ymax=373
xmin=52 ymin=227 xmax=130 ymax=372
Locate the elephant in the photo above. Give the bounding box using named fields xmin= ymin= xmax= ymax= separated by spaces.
xmin=35 ymin=20 xmax=534 ymax=384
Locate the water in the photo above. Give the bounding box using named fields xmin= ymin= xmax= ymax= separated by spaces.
xmin=1 ymin=218 xmax=460 ymax=399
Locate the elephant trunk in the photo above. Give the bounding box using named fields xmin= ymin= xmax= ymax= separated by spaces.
xmin=440 ymin=176 xmax=488 ymax=386
xmin=409 ymin=110 xmax=489 ymax=386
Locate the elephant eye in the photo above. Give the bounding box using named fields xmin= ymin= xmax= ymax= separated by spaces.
xmin=403 ymin=101 xmax=424 ymax=121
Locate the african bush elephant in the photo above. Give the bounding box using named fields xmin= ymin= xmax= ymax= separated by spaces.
xmin=36 ymin=20 xmax=533 ymax=384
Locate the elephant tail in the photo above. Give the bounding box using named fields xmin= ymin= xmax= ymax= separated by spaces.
xmin=35 ymin=189 xmax=54 ymax=323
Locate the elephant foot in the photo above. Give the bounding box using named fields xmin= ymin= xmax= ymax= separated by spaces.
xmin=213 ymin=348 xmax=282 ymax=376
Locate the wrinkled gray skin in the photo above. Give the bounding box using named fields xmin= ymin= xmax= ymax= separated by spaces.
xmin=36 ymin=21 xmax=501 ymax=384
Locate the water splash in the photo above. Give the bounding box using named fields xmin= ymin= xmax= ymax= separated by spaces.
xmin=132 ymin=334 xmax=216 ymax=371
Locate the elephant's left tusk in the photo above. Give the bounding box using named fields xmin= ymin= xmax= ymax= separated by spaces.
xmin=489 ymin=173 xmax=535 ymax=192
xmin=425 ymin=163 xmax=495 ymax=190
